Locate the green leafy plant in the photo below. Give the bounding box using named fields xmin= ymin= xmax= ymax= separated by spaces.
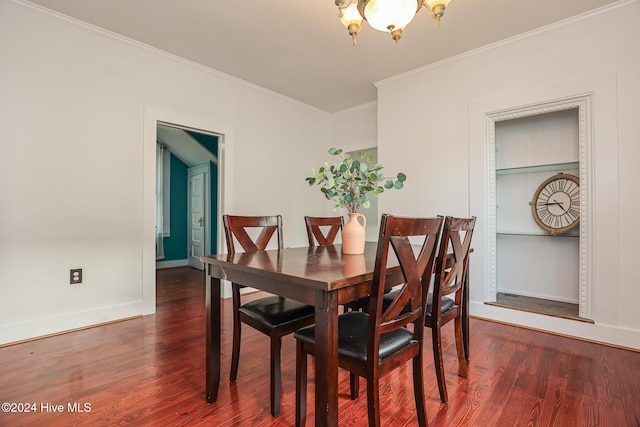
xmin=305 ymin=147 xmax=406 ymax=213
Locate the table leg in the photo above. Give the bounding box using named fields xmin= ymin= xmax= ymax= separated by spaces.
xmin=313 ymin=290 xmax=339 ymax=427
xmin=206 ymin=273 xmax=221 ymax=402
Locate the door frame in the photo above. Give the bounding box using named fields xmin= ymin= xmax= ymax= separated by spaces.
xmin=143 ymin=106 xmax=234 ymax=314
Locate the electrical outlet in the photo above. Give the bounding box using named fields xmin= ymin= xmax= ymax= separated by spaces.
xmin=70 ymin=268 xmax=82 ymax=284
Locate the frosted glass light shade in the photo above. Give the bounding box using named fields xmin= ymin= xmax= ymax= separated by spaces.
xmin=363 ymin=0 xmax=420 ymax=32
xmin=425 ymin=0 xmax=451 ymax=8
xmin=340 ymin=2 xmax=363 ymax=28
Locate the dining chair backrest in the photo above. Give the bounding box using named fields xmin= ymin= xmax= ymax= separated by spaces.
xmin=304 ymin=215 xmax=344 ymax=246
xmin=368 ymin=214 xmax=444 ymax=346
xmin=426 ymin=215 xmax=476 ymax=403
xmin=223 ymin=214 xmax=284 ymax=254
xmin=432 ymin=216 xmax=476 ymax=312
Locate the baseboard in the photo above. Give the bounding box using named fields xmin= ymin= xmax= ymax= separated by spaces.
xmin=470 ymin=300 xmax=640 ymax=351
xmin=155 ymin=259 xmax=189 ymax=269
xmin=0 ymin=301 xmax=143 ymax=346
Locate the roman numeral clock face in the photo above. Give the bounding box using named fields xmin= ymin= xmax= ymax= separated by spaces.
xmin=531 ymin=173 xmax=580 ymax=234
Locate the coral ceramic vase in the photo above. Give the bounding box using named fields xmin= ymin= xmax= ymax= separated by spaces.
xmin=342 ymin=213 xmax=366 ymax=254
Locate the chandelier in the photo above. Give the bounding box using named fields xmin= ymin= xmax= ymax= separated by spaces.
xmin=335 ymin=0 xmax=452 ymax=46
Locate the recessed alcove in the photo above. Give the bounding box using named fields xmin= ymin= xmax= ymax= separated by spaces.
xmin=491 ymin=109 xmax=583 ymax=319
xmin=485 ymin=97 xmax=592 ymax=320
xmin=467 ymin=69 xmax=629 ymax=345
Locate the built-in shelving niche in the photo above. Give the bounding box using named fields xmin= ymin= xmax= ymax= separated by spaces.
xmin=486 ymin=97 xmax=593 ymax=321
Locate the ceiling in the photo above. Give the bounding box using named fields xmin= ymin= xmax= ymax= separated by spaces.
xmin=156 ymin=124 xmax=217 ymax=167
xmin=27 ymin=0 xmax=622 ymax=113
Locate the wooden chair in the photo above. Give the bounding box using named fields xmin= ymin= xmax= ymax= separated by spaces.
xmin=304 ymin=215 xmax=368 ymax=316
xmin=304 ymin=215 xmax=344 ymax=246
xmin=223 ymin=214 xmax=316 ymax=417
xmin=294 ymin=214 xmax=443 ymax=427
xmin=427 ymin=216 xmax=476 ymax=403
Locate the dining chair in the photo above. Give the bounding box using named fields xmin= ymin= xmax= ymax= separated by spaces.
xmin=294 ymin=214 xmax=443 ymax=427
xmin=427 ymin=215 xmax=476 ymax=403
xmin=223 ymin=214 xmax=316 ymax=417
xmin=304 ymin=215 xmax=344 ymax=246
xmin=304 ymin=215 xmax=369 ymax=316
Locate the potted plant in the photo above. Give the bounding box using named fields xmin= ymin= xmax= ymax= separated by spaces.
xmin=305 ymin=147 xmax=406 ymax=254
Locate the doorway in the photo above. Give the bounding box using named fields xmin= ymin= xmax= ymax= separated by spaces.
xmin=156 ymin=123 xmax=219 ymax=271
xmin=142 ymin=106 xmax=234 ymax=314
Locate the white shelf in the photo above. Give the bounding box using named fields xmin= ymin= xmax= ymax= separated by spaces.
xmin=496 ymin=161 xmax=578 ymax=176
xmin=497 ymin=231 xmax=579 ymax=238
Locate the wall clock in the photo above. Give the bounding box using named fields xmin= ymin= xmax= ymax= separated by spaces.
xmin=530 ymin=173 xmax=580 ymax=234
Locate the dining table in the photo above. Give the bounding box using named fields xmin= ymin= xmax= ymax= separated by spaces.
xmin=201 ymin=241 xmax=470 ymax=427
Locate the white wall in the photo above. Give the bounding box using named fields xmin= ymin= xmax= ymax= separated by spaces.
xmin=375 ymin=1 xmax=640 ymax=349
xmin=329 ymin=102 xmax=381 ymax=239
xmin=0 ymin=0 xmax=331 ymax=344
xmin=331 ymin=101 xmax=378 ymax=154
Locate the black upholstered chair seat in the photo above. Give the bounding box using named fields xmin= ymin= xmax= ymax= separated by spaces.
xmin=383 ymin=290 xmax=456 ymax=316
xmin=240 ymin=296 xmax=315 ymax=328
xmin=426 ymin=294 xmax=456 ymax=317
xmin=294 ymin=311 xmax=415 ymax=362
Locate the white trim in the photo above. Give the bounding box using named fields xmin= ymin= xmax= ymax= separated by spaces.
xmin=188 ymin=162 xmax=210 ymax=176
xmin=471 ymin=302 xmax=640 ymax=351
xmin=332 ymin=100 xmax=378 ymax=116
xmin=0 ymin=302 xmax=142 ymax=346
xmin=188 ymin=163 xmax=210 ymax=270
xmin=156 ymin=259 xmax=189 ymax=269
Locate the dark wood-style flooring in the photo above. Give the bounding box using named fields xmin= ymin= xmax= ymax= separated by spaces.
xmin=1 ymin=267 xmax=638 ymax=426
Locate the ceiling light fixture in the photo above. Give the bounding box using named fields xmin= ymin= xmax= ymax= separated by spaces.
xmin=335 ymin=0 xmax=452 ymax=46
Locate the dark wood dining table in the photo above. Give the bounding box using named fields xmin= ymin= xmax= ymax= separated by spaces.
xmin=201 ymin=242 xmax=470 ymax=426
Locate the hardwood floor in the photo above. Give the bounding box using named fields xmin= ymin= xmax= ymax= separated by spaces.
xmin=1 ymin=267 xmax=638 ymax=426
